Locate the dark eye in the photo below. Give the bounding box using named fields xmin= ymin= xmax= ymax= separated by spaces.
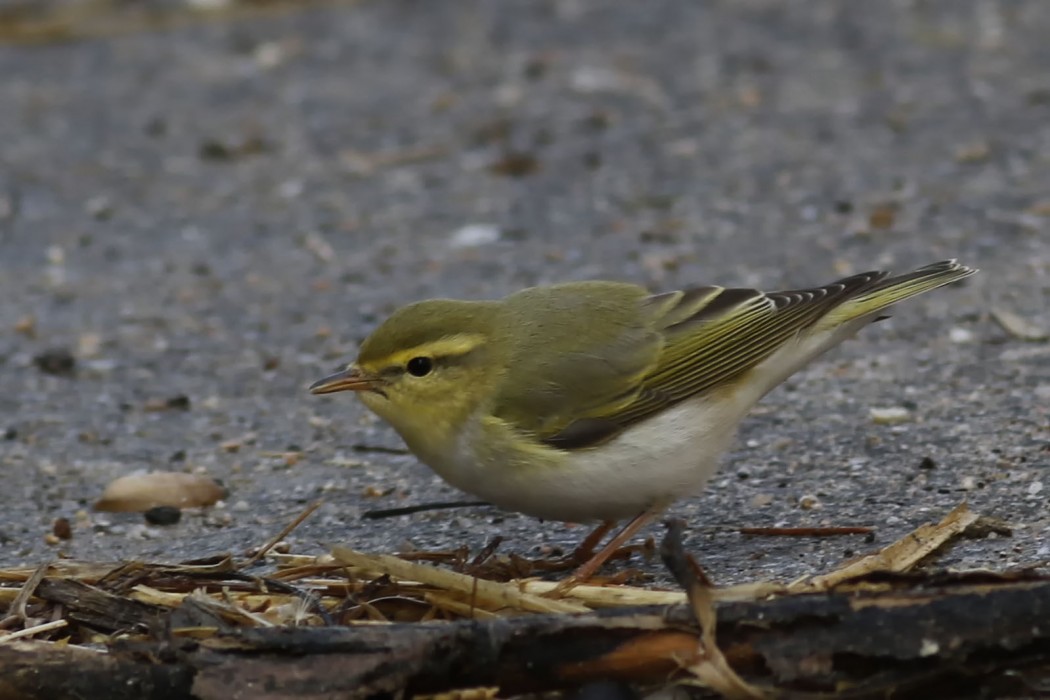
xmin=406 ymin=356 xmax=433 ymax=377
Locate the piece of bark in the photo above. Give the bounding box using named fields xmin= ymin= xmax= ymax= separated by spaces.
xmin=1 ymin=573 xmax=1046 ymax=699
xmin=34 ymin=578 xmax=167 ymax=632
xmin=0 ymin=641 xmax=194 ymax=700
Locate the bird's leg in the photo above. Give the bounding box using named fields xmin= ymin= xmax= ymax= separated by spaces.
xmin=566 ymin=520 xmax=615 ymax=564
xmin=551 ymin=507 xmax=661 ymax=595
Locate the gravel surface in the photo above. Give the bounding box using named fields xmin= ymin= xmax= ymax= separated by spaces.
xmin=1 ymin=0 xmax=1047 ymax=584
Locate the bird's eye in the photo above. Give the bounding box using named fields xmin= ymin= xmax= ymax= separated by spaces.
xmin=406 ymin=356 xmax=433 ymax=377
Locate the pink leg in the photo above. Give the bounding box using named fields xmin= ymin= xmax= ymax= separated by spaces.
xmin=569 ymin=520 xmax=615 ymax=563
xmin=552 ymin=507 xmax=662 ymax=594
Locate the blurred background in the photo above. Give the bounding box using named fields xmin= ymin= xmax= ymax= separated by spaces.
xmin=0 ymin=0 xmax=1046 ymax=579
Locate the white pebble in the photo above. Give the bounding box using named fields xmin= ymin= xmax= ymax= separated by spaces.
xmin=187 ymin=0 xmax=232 ymax=9
xmin=751 ymin=493 xmax=774 ymax=508
xmin=278 ymin=180 xmax=304 ymax=199
xmin=869 ymin=406 xmax=911 ymax=425
xmin=1028 ymin=481 xmax=1044 ymax=496
xmin=254 ymin=42 xmax=286 ymax=69
xmin=798 ymin=494 xmax=822 ymax=510
xmin=570 ymin=66 xmax=621 ymax=93
xmin=949 ymin=327 xmax=974 ymax=344
xmin=919 ymin=639 xmax=940 ymax=656
xmin=448 ymin=223 xmax=500 ymax=248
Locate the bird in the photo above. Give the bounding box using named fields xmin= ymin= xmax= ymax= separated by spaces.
xmin=310 ymin=259 xmax=976 ymax=583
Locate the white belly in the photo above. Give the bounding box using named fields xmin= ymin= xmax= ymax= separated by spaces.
xmin=433 ymin=390 xmax=752 ymax=523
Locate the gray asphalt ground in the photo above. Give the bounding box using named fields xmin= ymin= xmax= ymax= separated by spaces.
xmin=1 ymin=0 xmax=1047 ymax=584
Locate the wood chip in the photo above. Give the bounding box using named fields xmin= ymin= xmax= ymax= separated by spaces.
xmin=791 ymin=502 xmax=979 ymax=592
xmin=991 ymin=307 xmax=1049 ymax=341
xmin=331 ymin=546 xmax=589 ymax=614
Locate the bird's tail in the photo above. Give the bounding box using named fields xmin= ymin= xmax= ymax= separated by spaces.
xmin=825 ymin=259 xmax=976 ymax=325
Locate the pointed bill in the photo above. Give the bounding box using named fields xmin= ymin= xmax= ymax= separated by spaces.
xmin=309 ymin=366 xmax=376 ymax=395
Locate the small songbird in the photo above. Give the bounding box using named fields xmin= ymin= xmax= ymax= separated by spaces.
xmin=311 ymin=260 xmax=975 ymax=580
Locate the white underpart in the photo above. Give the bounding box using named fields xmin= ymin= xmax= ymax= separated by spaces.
xmin=430 ymin=317 xmax=873 ymax=523
xmin=500 ymin=392 xmax=748 ymax=521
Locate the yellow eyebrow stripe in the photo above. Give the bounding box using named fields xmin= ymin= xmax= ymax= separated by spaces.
xmin=384 ymin=333 xmax=487 ymax=366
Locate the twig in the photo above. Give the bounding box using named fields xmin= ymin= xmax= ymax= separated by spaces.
xmin=0 ymin=562 xmax=50 ymax=630
xmin=0 ymin=619 xmax=68 ymax=642
xmin=351 ymin=443 xmax=410 ymax=455
xmin=362 ymin=500 xmax=490 ymax=519
xmin=790 ymin=502 xmax=979 ymax=592
xmin=331 ymin=546 xmax=589 ymax=614
xmin=240 ymin=501 xmax=323 ymax=570
xmin=659 ymin=520 xmax=768 ymax=699
xmin=739 ymin=526 xmax=874 ymax=536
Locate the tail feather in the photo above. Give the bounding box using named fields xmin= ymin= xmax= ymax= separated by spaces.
xmin=825 ymin=259 xmax=976 ymax=325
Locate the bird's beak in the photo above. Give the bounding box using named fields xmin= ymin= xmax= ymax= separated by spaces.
xmin=309 ymin=366 xmax=377 ymax=395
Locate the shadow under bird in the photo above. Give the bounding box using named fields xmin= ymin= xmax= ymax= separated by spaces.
xmin=311 ymin=260 xmax=976 ymax=582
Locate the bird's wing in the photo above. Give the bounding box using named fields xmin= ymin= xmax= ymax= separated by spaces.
xmin=608 ymin=273 xmax=888 ymax=424
xmin=633 ymin=260 xmax=975 ymax=422
xmin=514 ymin=261 xmax=973 ymax=451
xmin=536 ymin=275 xmax=883 ymax=450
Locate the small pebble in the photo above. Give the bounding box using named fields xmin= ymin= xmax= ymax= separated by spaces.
xmin=302 ymin=230 xmax=335 ymax=262
xmin=869 ymin=406 xmax=911 ymax=425
xmin=220 ymin=438 xmax=243 ymax=453
xmin=46 ymin=245 xmax=65 ymax=265
xmin=277 ymin=180 xmax=304 ymax=199
xmin=144 ymin=506 xmax=182 ymax=526
xmin=52 ymin=518 xmax=72 ymax=540
xmin=959 ymin=476 xmax=977 ymax=491
xmin=798 ymin=494 xmax=822 ymax=510
xmin=949 ymin=327 xmax=974 ymax=344
xmin=751 ymin=493 xmax=774 ymax=508
xmin=144 ymin=395 xmax=191 ymax=412
xmin=127 ymin=524 xmax=159 ymax=540
xmin=14 ymin=315 xmax=36 ymax=337
xmin=205 ymin=511 xmax=233 ymax=527
xmin=919 ymin=639 xmax=940 ymax=657
xmin=955 ymin=140 xmax=991 ymax=163
xmin=84 ymin=195 xmax=114 ymax=220
xmin=1028 ymin=481 xmax=1044 ymax=496
xmin=308 ymin=415 xmax=333 ymax=429
xmin=33 ymin=348 xmax=76 ymax=376
xmin=232 ymin=500 xmax=251 ymax=512
xmin=77 ymin=333 xmax=102 ymax=358
xmin=254 ymin=41 xmax=288 ymax=69
xmin=448 ymin=223 xmax=501 ymax=249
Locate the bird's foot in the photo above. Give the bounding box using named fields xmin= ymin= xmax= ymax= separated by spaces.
xmin=546 ymin=509 xmax=661 ymax=597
